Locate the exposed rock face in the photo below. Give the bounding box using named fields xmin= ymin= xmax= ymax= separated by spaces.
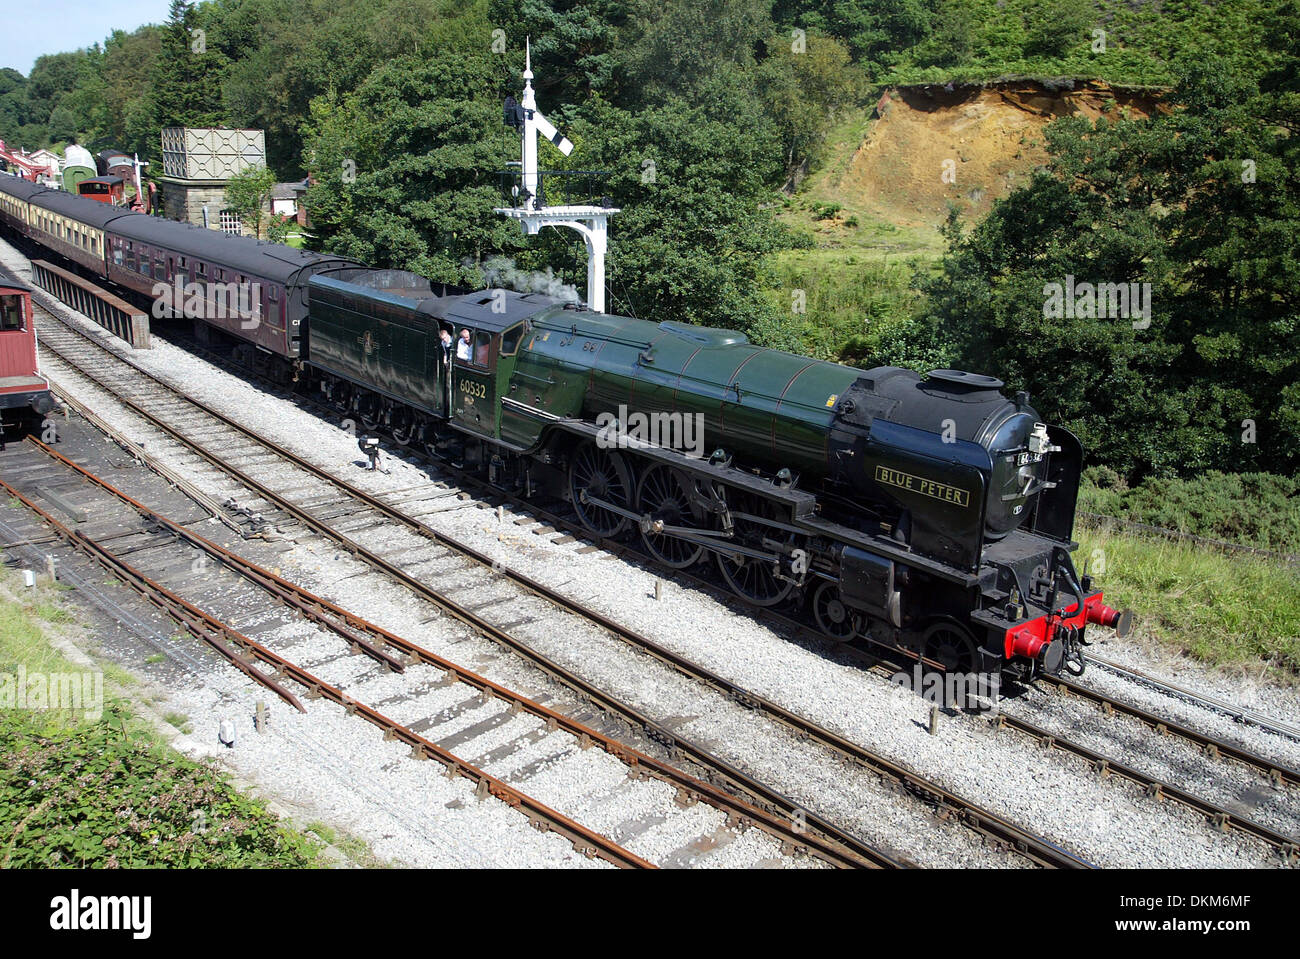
xmin=842 ymin=80 xmax=1165 ymax=227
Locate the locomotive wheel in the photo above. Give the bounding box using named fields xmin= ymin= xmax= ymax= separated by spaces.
xmin=714 ymin=492 xmax=795 ymax=607
xmin=569 ymin=444 xmax=634 ymax=537
xmin=922 ymin=622 xmax=978 ymax=673
xmin=389 ymin=410 xmax=416 ymax=446
xmin=358 ymin=394 xmax=382 ymax=431
xmin=812 ymin=581 xmax=859 ymax=641
xmin=332 ymin=381 xmax=354 ymax=415
xmin=636 ymin=464 xmax=704 ymax=568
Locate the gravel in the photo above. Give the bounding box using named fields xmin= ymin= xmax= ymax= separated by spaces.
xmin=9 ymin=232 xmax=1293 ymax=868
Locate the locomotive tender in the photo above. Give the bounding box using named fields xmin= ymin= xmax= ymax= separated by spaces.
xmin=0 ymin=173 xmax=1131 ymax=679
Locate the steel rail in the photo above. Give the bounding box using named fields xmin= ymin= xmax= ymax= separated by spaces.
xmin=0 ymin=474 xmax=304 ymax=712
xmin=23 ymin=436 xmax=875 ymax=869
xmin=34 ymin=307 xmax=1091 ymax=867
xmin=1043 ymin=674 xmax=1300 ymax=790
xmin=0 ymin=463 xmax=653 ymax=869
xmin=1082 ymin=654 xmax=1300 ymax=743
xmin=986 ymin=709 xmax=1300 ymax=860
xmin=33 ymin=311 xmax=904 ymax=868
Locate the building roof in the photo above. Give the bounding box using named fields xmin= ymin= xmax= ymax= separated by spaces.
xmin=271 ymin=181 xmax=303 ymax=200
xmin=0 ymin=262 xmax=31 ymax=292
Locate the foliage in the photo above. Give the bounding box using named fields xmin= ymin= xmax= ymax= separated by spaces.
xmin=1081 ymin=468 xmax=1300 ymax=551
xmin=566 ymin=90 xmax=789 ymax=328
xmin=149 ymin=1 xmax=228 ymax=138
xmin=755 ymin=246 xmax=941 ymax=364
xmin=1077 ymin=525 xmax=1300 ymax=676
xmin=267 ymin=213 xmax=294 ymax=245
xmin=302 ymin=50 xmax=524 ymax=283
xmin=921 ymin=39 xmax=1300 ymax=480
xmin=0 ymin=706 xmax=320 ymax=868
xmin=0 ymin=580 xmax=320 ymax=868
xmin=755 ymin=32 xmax=857 ymax=172
xmin=223 ymin=164 xmax=276 ymax=238
xmin=619 ymin=0 xmax=773 ymax=106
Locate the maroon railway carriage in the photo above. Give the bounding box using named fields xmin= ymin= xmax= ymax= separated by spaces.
xmin=0 ymin=263 xmax=54 ymax=439
xmin=106 ymin=215 xmax=355 ymax=361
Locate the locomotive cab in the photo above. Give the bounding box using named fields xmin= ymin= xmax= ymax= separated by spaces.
xmin=442 ymin=292 xmax=541 ymax=441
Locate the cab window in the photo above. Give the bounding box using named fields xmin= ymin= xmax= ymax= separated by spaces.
xmin=500 ymin=323 xmax=525 ymax=357
xmin=454 ymin=328 xmax=475 ymax=363
xmin=474 ymin=331 xmax=492 ymax=366
xmin=0 ymin=295 xmax=24 ymax=331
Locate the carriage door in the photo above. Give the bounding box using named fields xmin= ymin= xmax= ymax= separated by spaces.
xmin=451 ymin=327 xmax=497 ymax=436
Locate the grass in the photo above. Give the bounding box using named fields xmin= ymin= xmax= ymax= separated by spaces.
xmin=0 ymin=568 xmax=324 ymax=868
xmin=303 ymin=820 xmax=388 ymax=867
xmin=753 ymin=107 xmax=949 ymax=363
xmin=1076 ymin=525 xmax=1300 ymax=679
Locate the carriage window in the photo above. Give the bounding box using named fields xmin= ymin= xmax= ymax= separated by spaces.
xmin=500 ymin=323 xmax=524 ymax=357
xmin=0 ymin=295 xmax=23 ymax=331
xmin=154 ymin=256 xmax=165 ymax=280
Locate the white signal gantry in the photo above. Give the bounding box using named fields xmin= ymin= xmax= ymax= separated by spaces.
xmin=494 ymin=39 xmax=619 ymax=313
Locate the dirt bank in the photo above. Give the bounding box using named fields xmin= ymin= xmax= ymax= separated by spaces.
xmin=840 ymin=80 xmax=1164 ymax=228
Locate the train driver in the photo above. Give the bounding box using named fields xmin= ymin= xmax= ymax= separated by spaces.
xmin=456 ymin=328 xmax=473 ymax=361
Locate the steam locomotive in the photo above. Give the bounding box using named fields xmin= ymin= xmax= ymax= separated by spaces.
xmin=0 ymin=174 xmax=1131 ymax=679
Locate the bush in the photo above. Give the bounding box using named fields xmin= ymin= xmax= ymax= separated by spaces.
xmin=0 ymin=706 xmax=321 ymax=868
xmin=1080 ymin=470 xmax=1300 ymax=550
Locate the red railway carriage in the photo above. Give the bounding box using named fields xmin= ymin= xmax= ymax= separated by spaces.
xmin=0 ymin=263 xmax=54 ymax=428
xmin=78 ymin=176 xmax=126 ymax=205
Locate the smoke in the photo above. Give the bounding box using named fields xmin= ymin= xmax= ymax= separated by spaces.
xmin=474 ymin=255 xmax=581 ymax=304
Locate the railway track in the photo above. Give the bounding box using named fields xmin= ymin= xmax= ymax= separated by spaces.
xmin=0 ymin=436 xmax=872 ymax=868
xmin=26 ymin=285 xmax=1093 ymax=868
xmin=981 ymin=688 xmax=1300 ymax=861
xmin=1079 ymin=654 xmax=1300 ymax=744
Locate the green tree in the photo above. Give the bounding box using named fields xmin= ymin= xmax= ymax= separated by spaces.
xmin=487 ymin=0 xmax=631 ymax=103
xmin=223 ymin=164 xmax=276 ymax=237
xmin=301 ymin=51 xmax=525 ymax=282
xmin=568 ymin=89 xmax=788 ymax=329
xmin=1021 ymin=0 xmax=1094 ymax=58
xmin=149 ymin=0 xmax=227 ymax=137
xmin=621 ymin=0 xmax=773 ymax=105
xmin=923 ymin=46 xmax=1300 ymax=480
xmin=755 ymin=31 xmax=856 ymax=172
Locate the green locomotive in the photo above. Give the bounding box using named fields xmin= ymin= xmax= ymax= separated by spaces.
xmin=305 ymin=268 xmax=1131 ymax=679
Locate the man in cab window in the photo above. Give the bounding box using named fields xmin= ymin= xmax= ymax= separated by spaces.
xmin=457 ymin=328 xmax=472 ymax=361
